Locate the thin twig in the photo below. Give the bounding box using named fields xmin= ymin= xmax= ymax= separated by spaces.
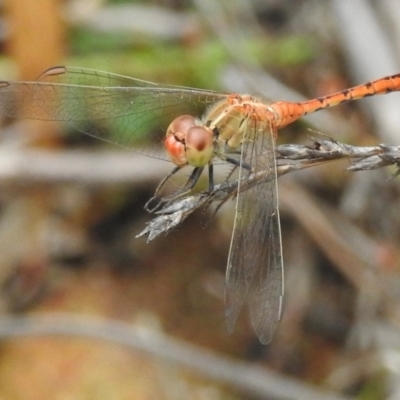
xmin=138 ymin=136 xmax=400 ymax=241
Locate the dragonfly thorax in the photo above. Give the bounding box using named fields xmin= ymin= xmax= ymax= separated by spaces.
xmin=205 ymin=95 xmax=270 ymax=156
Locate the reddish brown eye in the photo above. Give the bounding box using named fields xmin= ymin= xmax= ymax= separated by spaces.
xmin=185 ymin=126 xmax=214 ymax=167
xmin=166 ymin=115 xmax=196 ymax=138
xmin=165 ymin=115 xmax=196 ymax=167
xmin=164 ymin=133 xmax=187 ymax=166
xmin=186 ymin=126 xmax=212 ymax=152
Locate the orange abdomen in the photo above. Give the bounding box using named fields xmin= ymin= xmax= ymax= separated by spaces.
xmin=270 ymin=73 xmax=400 ymax=127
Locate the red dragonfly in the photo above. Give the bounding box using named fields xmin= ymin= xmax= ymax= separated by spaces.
xmin=0 ymin=66 xmax=399 ymax=343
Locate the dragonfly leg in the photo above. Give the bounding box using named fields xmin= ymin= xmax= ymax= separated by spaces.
xmin=179 ymin=166 xmax=204 ymax=193
xmin=145 ymin=166 xmax=205 ymax=213
xmin=225 ymin=156 xmax=251 ymax=171
xmin=145 ymin=165 xmax=182 ymax=212
xmin=208 ymin=163 xmax=214 ymax=192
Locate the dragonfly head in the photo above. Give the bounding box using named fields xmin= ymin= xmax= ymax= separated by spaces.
xmin=165 ymin=115 xmax=213 ymax=168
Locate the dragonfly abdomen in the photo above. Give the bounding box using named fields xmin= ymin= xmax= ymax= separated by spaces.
xmin=269 ymin=73 xmax=400 ymax=128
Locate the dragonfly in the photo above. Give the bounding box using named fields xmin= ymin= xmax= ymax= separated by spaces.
xmin=0 ymin=66 xmax=399 ymax=344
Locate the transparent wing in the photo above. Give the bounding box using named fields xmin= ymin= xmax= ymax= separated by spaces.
xmin=225 ymin=119 xmax=284 ymax=344
xmin=0 ymin=66 xmax=228 ymax=160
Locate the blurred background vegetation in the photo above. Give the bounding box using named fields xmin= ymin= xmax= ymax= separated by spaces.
xmin=0 ymin=0 xmax=400 ymax=399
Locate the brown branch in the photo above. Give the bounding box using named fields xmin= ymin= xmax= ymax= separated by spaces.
xmin=0 ymin=313 xmax=353 ymax=400
xmin=138 ymin=137 xmax=400 ymax=241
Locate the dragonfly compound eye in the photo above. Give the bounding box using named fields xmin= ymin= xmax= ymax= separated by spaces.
xmin=165 ymin=115 xmax=197 ymax=166
xmin=166 ymin=115 xmax=196 ymax=138
xmin=185 ymin=125 xmax=214 ymax=167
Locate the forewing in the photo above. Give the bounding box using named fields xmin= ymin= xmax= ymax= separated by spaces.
xmin=225 ymin=119 xmax=284 ymax=344
xmin=0 ymin=66 xmax=227 ymax=159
